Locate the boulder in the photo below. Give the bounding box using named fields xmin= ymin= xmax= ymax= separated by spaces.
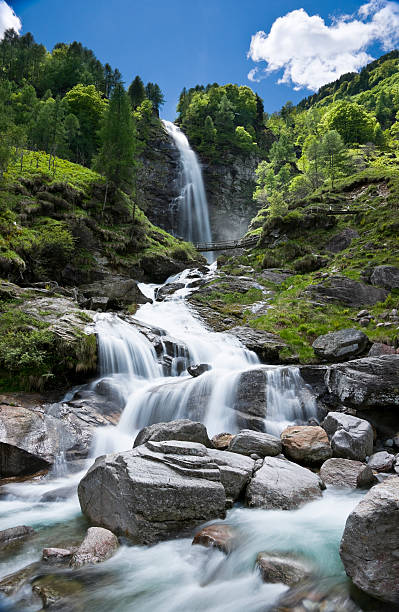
xmin=340 ymin=477 xmax=399 ymax=604
xmin=320 ymin=458 xmax=377 ymax=488
xmin=312 ymin=328 xmax=370 ymax=362
xmin=256 ymin=552 xmax=312 ymax=586
xmin=70 ymin=527 xmax=118 ymax=568
xmin=370 ymin=265 xmax=399 ymax=290
xmin=232 ymin=368 xmax=268 ymax=431
xmin=0 ymin=525 xmax=35 ymax=545
xmin=212 ymin=433 xmax=235 ymax=450
xmin=306 ymin=276 xmax=388 ymax=307
xmin=187 ymin=364 xmax=212 ymax=377
xmin=367 ymin=451 xmax=395 ymax=473
xmin=246 ymin=456 xmax=323 ymax=510
xmin=156 ymin=282 xmax=185 ymax=302
xmin=79 ymin=275 xmax=151 ymax=310
xmin=192 ymin=524 xmax=237 ymax=553
xmin=322 ymin=412 xmax=373 ymax=461
xmin=228 ymin=430 xmax=282 ymax=457
xmin=42 ymin=548 xmax=73 ymax=565
xmin=78 ymin=442 xmax=227 ymax=544
xmin=133 ymin=419 xmax=212 ymax=448
xmin=281 ymin=425 xmax=332 ymax=465
xmin=325 ymin=228 xmax=359 ymax=253
xmin=368 ymin=342 xmax=396 ymax=357
xmin=228 ymin=326 xmax=288 ymax=363
xmin=207 ymin=448 xmax=254 ymax=500
xmin=325 ymin=356 xmax=399 ymax=409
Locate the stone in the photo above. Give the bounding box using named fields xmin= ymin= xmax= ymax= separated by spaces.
xmin=133 ymin=419 xmax=212 ymax=448
xmin=42 ymin=548 xmax=72 ymax=564
xmin=0 ymin=562 xmax=39 ymax=596
xmin=212 ymin=433 xmax=235 ymax=450
xmin=281 ymin=425 xmax=332 ymax=465
xmin=306 ymin=275 xmax=388 ymax=307
xmin=79 ymin=275 xmax=151 ymax=310
xmin=274 ymin=577 xmax=362 ymax=612
xmin=192 ymin=524 xmax=237 ymax=553
xmin=207 ymin=448 xmax=254 ymax=500
xmin=78 ymin=444 xmax=227 ymax=544
xmin=70 ymin=527 xmax=118 ymax=568
xmin=367 ymin=451 xmax=395 ymax=472
xmin=322 ymin=412 xmax=373 ymax=461
xmin=320 ymin=458 xmax=377 ymax=488
xmin=156 ymin=282 xmax=185 ymax=301
xmin=370 ymin=265 xmax=399 ymax=290
xmin=256 ymin=552 xmax=312 ymax=586
xmin=325 ymin=228 xmax=359 ymax=253
xmin=325 ymin=356 xmax=399 ymax=409
xmin=312 ymin=328 xmax=370 ymax=362
xmin=0 ymin=525 xmax=35 ymax=545
xmin=227 ymin=327 xmax=287 ymax=363
xmin=261 ymin=269 xmax=294 ymax=285
xmin=340 ymin=477 xmax=399 ymax=604
xmin=228 ymin=430 xmax=282 ymax=457
xmin=246 ymin=456 xmax=323 ymax=510
xmin=368 ymin=342 xmax=396 ymax=357
xmin=187 ymin=363 xmax=212 ymax=377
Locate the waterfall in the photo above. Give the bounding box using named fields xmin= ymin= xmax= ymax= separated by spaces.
xmin=162 ymin=120 xmax=212 ymax=246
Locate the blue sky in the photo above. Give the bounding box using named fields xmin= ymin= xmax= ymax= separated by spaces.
xmin=6 ymin=0 xmax=399 ymax=120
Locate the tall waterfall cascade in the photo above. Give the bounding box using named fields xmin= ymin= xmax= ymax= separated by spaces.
xmin=162 ymin=120 xmax=212 ymax=246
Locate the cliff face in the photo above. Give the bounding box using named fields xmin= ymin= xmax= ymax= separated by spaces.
xmin=138 ymin=123 xmax=260 ymax=242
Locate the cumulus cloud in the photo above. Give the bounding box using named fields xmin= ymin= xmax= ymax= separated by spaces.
xmin=247 ymin=1 xmax=399 ymax=91
xmin=0 ymin=1 xmax=21 ymax=39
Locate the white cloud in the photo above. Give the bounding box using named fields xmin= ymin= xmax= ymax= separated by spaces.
xmin=247 ymin=1 xmax=399 ymax=91
xmin=0 ymin=1 xmax=21 ymax=39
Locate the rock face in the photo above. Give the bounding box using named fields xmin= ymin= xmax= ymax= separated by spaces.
xmin=281 ymin=426 xmax=332 ymax=465
xmin=192 ymin=524 xmax=237 ymax=553
xmin=79 ymin=441 xmax=236 ymax=544
xmin=79 ymin=275 xmax=150 ymax=310
xmin=325 ymin=228 xmax=359 ymax=253
xmin=370 ymin=265 xmax=399 ymax=290
xmin=228 ymin=430 xmax=282 ymax=457
xmin=245 ymin=456 xmax=323 ymax=510
xmin=228 ymin=327 xmax=288 ymax=363
xmin=187 ymin=364 xmax=212 ymax=378
xmin=340 ymin=477 xmax=399 ymax=604
xmin=307 ymin=276 xmax=388 ymax=307
xmin=133 ymin=419 xmax=212 ymax=448
xmin=325 ymin=356 xmax=399 ymax=409
xmin=261 ymin=269 xmax=293 ymax=285
xmin=312 ymin=328 xmax=370 ymax=362
xmin=367 ymin=451 xmax=395 ymax=473
xmin=70 ymin=527 xmax=119 ymax=569
xmin=320 ymin=458 xmax=376 ymax=488
xmin=256 ymin=552 xmax=312 ymax=586
xmin=322 ymin=412 xmax=373 ymax=461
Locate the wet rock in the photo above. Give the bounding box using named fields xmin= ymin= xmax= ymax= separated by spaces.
xmin=32 ymin=574 xmax=83 ymax=611
xmin=228 ymin=430 xmax=282 ymax=457
xmin=192 ymin=524 xmax=237 ymax=553
xmin=233 ymin=369 xmax=268 ymax=429
xmin=306 ymin=275 xmax=388 ymax=307
xmin=322 ymin=412 xmax=373 ymax=461
xmin=156 ymin=282 xmax=185 ymax=301
xmin=325 ymin=355 xmax=399 ymax=409
xmin=187 ymin=363 xmax=212 ymax=377
xmin=0 ymin=562 xmax=39 ymax=595
xmin=256 ymin=552 xmax=312 ymax=586
xmin=246 ymin=456 xmax=323 ymax=510
xmin=320 ymin=458 xmax=377 ymax=488
xmin=70 ymin=527 xmax=119 ymax=568
xmin=78 ymin=443 xmax=227 ymax=544
xmin=0 ymin=525 xmax=35 ymax=545
xmin=325 ymin=228 xmax=359 ymax=253
xmin=340 ymin=476 xmax=399 ymax=604
xmin=273 ymin=577 xmax=362 ymax=612
xmin=281 ymin=425 xmax=332 ymax=465
xmin=370 ymin=265 xmax=399 ymax=290
xmin=211 ymin=433 xmax=235 ymax=450
xmin=367 ymin=451 xmax=395 ymax=472
xmin=79 ymin=275 xmax=151 ymax=310
xmin=133 ymin=419 xmax=212 ymax=448
xmin=227 ymin=327 xmax=288 ymax=363
xmin=312 ymin=328 xmax=370 ymax=362
xmin=40 ymin=485 xmax=76 ymax=502
xmin=42 ymin=548 xmax=73 ymax=565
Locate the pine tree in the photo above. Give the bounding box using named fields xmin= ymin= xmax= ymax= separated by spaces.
xmin=128 ymin=76 xmax=146 ymax=109
xmin=145 ymin=82 xmax=165 ymax=115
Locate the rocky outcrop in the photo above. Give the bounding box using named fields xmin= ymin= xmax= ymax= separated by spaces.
xmin=228 ymin=430 xmax=282 ymax=457
xmin=78 ymin=275 xmax=151 ymax=310
xmin=228 ymin=327 xmax=288 ymax=363
xmin=312 ymin=329 xmax=370 ymax=362
xmin=320 ymin=458 xmax=376 ymax=488
xmin=340 ymin=477 xmax=399 ymax=604
xmin=192 ymin=524 xmax=237 ymax=553
xmin=322 ymin=412 xmax=373 ymax=461
xmin=133 ymin=419 xmax=212 ymax=448
xmin=324 ymin=228 xmax=359 ymax=253
xmin=245 ymin=456 xmax=323 ymax=510
xmin=306 ymin=276 xmax=388 ymax=307
xmin=256 ymin=552 xmax=312 ymax=586
xmin=70 ymin=527 xmax=119 ymax=569
xmin=370 ymin=265 xmax=399 ymax=290
xmin=281 ymin=426 xmax=332 ymax=465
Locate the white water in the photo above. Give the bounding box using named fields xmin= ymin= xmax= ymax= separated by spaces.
xmin=0 ymin=266 xmax=363 ymax=611
xmin=162 ymin=120 xmax=212 ymax=247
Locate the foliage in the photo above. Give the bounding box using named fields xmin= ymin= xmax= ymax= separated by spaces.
xmin=322 ymin=101 xmax=379 ymax=144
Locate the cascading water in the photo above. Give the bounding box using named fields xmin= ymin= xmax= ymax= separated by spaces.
xmin=162 ymin=120 xmax=212 ymax=248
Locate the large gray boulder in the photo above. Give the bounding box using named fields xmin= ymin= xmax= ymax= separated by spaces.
xmin=340 ymin=477 xmax=399 ymax=604
xmin=228 ymin=430 xmax=282 ymax=457
xmin=245 ymin=456 xmax=323 ymax=510
xmin=370 ymin=265 xmax=399 ymax=290
xmin=367 ymin=451 xmax=395 ymax=473
xmin=79 ymin=275 xmax=151 ymax=310
xmin=322 ymin=412 xmax=373 ymax=461
xmin=207 ymin=448 xmax=254 ymax=500
xmin=307 ymin=276 xmax=388 ymax=307
xmin=79 ymin=440 xmax=237 ymax=544
xmin=312 ymin=328 xmax=370 ymax=362
xmin=320 ymin=458 xmax=376 ymax=489
xmin=325 ymin=355 xmax=399 ymax=409
xmin=133 ymin=419 xmax=212 ymax=448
